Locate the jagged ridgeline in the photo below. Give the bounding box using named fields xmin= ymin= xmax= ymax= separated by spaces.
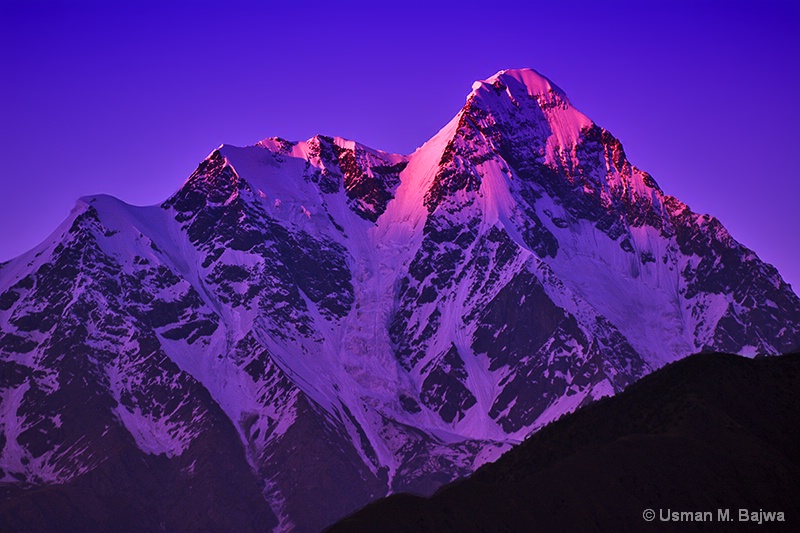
xmin=2 ymin=69 xmax=799 ymax=532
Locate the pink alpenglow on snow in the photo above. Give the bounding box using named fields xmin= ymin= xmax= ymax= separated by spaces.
xmin=1 ymin=68 xmax=799 ymax=532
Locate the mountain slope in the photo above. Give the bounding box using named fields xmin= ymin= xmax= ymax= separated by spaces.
xmin=2 ymin=68 xmax=799 ymax=531
xmin=330 ymin=352 xmax=800 ymax=532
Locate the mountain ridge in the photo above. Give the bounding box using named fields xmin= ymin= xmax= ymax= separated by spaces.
xmin=2 ymin=68 xmax=799 ymax=531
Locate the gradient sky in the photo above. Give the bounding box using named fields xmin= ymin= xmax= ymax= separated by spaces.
xmin=1 ymin=0 xmax=798 ymax=291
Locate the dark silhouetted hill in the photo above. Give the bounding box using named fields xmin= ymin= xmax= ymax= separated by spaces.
xmin=331 ymin=352 xmax=800 ymax=532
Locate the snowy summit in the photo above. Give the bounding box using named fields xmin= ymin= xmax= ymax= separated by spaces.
xmin=1 ymin=68 xmax=799 ymax=532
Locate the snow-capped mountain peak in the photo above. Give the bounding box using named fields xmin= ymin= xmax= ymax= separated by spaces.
xmin=2 ymin=68 xmax=799 ymax=532
xmin=467 ymin=67 xmax=593 ymax=152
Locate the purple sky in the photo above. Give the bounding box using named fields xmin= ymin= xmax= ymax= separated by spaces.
xmin=1 ymin=0 xmax=798 ymax=292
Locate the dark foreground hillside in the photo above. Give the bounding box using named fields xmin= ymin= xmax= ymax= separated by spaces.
xmin=331 ymin=352 xmax=800 ymax=532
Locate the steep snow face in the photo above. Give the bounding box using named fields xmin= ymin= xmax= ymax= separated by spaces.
xmin=438 ymin=67 xmax=799 ymax=366
xmin=470 ymin=68 xmax=594 ymax=156
xmin=2 ymin=68 xmax=799 ymax=532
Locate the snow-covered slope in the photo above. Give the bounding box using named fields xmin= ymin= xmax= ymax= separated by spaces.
xmin=2 ymin=68 xmax=799 ymax=532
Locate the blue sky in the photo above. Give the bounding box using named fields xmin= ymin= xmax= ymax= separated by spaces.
xmin=1 ymin=0 xmax=798 ymax=290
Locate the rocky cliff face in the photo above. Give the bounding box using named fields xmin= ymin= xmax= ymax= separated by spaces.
xmin=2 ymin=68 xmax=799 ymax=531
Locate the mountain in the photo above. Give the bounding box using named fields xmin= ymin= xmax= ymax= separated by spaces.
xmin=329 ymin=352 xmax=800 ymax=532
xmin=2 ymin=68 xmax=799 ymax=532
